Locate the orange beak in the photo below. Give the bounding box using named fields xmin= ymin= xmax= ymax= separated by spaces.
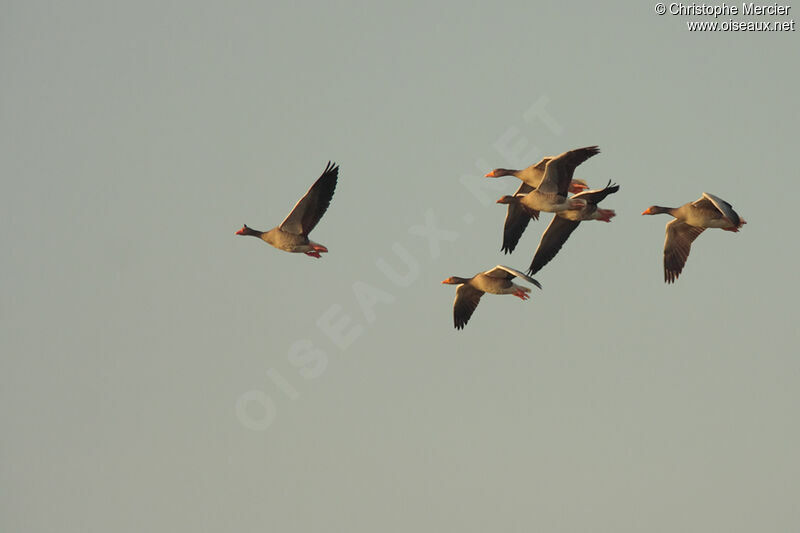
xmin=641 ymin=208 xmax=651 ymax=215
xmin=484 ymin=171 xmax=496 ymax=177
xmin=235 ymin=227 xmax=246 ymax=235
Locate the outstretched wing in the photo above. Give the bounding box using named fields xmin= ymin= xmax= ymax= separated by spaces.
xmin=701 ymin=192 xmax=741 ymax=227
xmin=663 ymin=219 xmax=705 ymax=283
xmin=538 ymin=146 xmax=600 ymax=196
xmin=531 ymin=157 xmax=551 ymax=170
xmin=571 ymin=181 xmax=619 ymax=205
xmin=484 ymin=265 xmax=542 ymax=289
xmin=528 ymin=216 xmax=582 ymax=275
xmin=453 ymin=284 xmax=484 ymax=330
xmin=279 ymin=161 xmax=339 ymax=235
xmin=501 ymin=183 xmax=538 ymax=254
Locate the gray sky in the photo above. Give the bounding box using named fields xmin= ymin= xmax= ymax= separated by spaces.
xmin=3 ymin=1 xmax=799 ymax=531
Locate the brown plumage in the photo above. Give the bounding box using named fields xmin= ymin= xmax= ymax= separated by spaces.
xmin=441 ymin=265 xmax=542 ymax=330
xmin=527 ymin=181 xmax=619 ymax=275
xmin=494 ymin=147 xmax=600 ymax=252
xmin=486 ymin=156 xmax=590 ymax=254
xmin=642 ymin=192 xmax=746 ymax=283
xmin=236 ymin=162 xmax=338 ymax=258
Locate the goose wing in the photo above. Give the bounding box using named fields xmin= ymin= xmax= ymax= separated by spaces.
xmin=527 ymin=215 xmax=582 ymax=275
xmin=532 ymin=157 xmax=551 ymax=170
xmin=279 ymin=162 xmax=339 ymax=235
xmin=571 ymin=181 xmax=619 ymax=205
xmin=453 ymin=284 xmax=484 ymax=330
xmin=663 ymin=219 xmax=705 ymax=283
xmin=501 ymin=182 xmax=539 ymax=253
xmin=484 ymin=265 xmax=542 ymax=289
xmin=537 ymin=146 xmax=600 ymax=196
xmin=701 ymin=192 xmax=741 ymax=226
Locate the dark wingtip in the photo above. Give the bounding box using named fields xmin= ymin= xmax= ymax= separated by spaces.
xmin=577 ymin=145 xmax=601 ymax=156
xmin=324 ymin=161 xmax=339 ymax=175
xmin=527 ymin=262 xmax=544 ymax=277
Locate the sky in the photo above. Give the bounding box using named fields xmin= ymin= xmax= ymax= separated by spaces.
xmin=2 ymin=1 xmax=799 ymax=531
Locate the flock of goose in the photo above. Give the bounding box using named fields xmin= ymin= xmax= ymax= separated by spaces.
xmin=236 ymin=147 xmax=745 ymax=329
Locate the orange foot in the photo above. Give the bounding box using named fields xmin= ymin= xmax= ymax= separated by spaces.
xmin=305 ymin=251 xmax=322 ymax=258
xmin=596 ymin=209 xmax=616 ymax=222
xmin=513 ymin=289 xmax=530 ymax=300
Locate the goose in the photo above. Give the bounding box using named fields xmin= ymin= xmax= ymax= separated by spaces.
xmin=235 ymin=162 xmax=338 ymax=258
xmin=494 ymin=146 xmax=600 ymax=252
xmin=486 ymin=158 xmax=589 ymax=254
xmin=527 ymin=181 xmax=620 ymax=275
xmin=641 ymin=192 xmax=746 ymax=283
xmin=485 ymin=159 xmax=589 ymax=192
xmin=441 ymin=265 xmax=542 ymax=330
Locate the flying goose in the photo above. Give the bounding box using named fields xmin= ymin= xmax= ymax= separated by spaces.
xmin=441 ymin=265 xmax=542 ymax=330
xmin=236 ymin=162 xmax=338 ymax=258
xmin=527 ymin=181 xmax=620 ymax=275
xmin=494 ymin=146 xmax=600 ymax=252
xmin=641 ymin=192 xmax=746 ymax=283
xmin=486 ymin=158 xmax=588 ymax=254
